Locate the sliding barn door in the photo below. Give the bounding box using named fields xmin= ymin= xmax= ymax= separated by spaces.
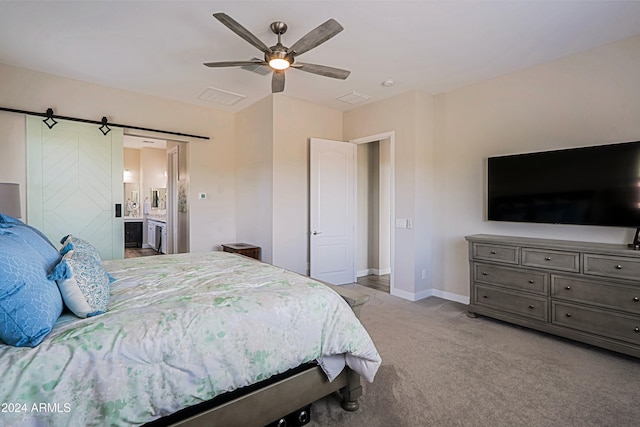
xmin=26 ymin=116 xmax=124 ymax=260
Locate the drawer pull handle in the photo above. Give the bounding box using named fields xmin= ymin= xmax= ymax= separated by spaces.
xmin=566 ymin=313 xmax=572 ymax=318
xmin=615 ymin=265 xmax=623 ymax=270
xmin=528 ymin=305 xmax=535 ymax=309
xmin=482 ymin=272 xmax=488 ymax=276
xmin=545 ymin=257 xmax=552 ymax=261
xmin=635 ymin=327 xmax=640 ymax=333
xmin=634 ymin=297 xmax=639 ymax=302
xmin=528 ymin=280 xmax=535 ymax=284
xmin=490 ymin=250 xmax=497 ymax=254
xmin=565 ymin=286 xmax=571 ymax=290
xmin=483 ymin=295 xmax=488 ymax=299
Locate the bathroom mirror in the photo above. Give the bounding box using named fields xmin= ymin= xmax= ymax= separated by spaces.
xmin=124 ymin=183 xmax=140 ymax=217
xmin=151 ymin=188 xmax=166 ymax=209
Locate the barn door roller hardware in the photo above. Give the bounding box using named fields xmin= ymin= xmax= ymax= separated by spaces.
xmin=0 ymin=106 xmax=210 ymax=140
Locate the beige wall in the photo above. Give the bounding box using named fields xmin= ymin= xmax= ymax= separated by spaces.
xmin=235 ymin=94 xmax=342 ymax=274
xmin=357 ymin=142 xmax=378 ymax=273
xmin=0 ymin=63 xmax=236 ymax=252
xmin=140 ymin=147 xmax=166 ymax=209
xmin=235 ymin=96 xmax=274 ymax=261
xmin=356 ymin=140 xmax=392 ymax=276
xmin=344 ymin=90 xmax=435 ymax=300
xmin=123 ymin=148 xmax=141 ymax=187
xmin=432 ymin=34 xmax=640 ymax=300
xmin=3 ymin=33 xmax=640 ymax=304
xmin=272 ymin=95 xmax=342 ymax=275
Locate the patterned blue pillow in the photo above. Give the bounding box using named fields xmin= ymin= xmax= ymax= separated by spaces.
xmin=0 ymin=228 xmax=63 ymax=347
xmin=49 ymin=236 xmax=113 ymax=318
xmin=0 ymin=214 xmax=61 ymax=267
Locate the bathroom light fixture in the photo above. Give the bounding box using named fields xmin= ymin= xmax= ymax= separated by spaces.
xmin=43 ymin=108 xmax=58 ymax=129
xmin=99 ymin=117 xmax=111 ymax=135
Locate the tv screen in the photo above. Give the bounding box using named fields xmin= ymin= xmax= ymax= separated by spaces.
xmin=487 ymin=141 xmax=640 ymax=227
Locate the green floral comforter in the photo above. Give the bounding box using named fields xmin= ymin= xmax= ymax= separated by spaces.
xmin=0 ymin=251 xmax=381 ymax=426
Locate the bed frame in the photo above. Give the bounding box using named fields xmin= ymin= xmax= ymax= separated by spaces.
xmin=155 ymin=284 xmax=370 ymax=427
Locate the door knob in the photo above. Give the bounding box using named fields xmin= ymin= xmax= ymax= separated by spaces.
xmin=312 ymin=231 xmax=322 ymax=235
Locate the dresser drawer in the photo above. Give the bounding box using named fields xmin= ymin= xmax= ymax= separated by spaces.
xmin=552 ymin=275 xmax=640 ymax=315
xmin=583 ymin=254 xmax=640 ymax=281
xmin=473 ymin=263 xmax=547 ymax=295
xmin=521 ymin=248 xmax=579 ymax=272
xmin=472 ymin=243 xmax=519 ymax=265
xmin=474 ymin=284 xmax=548 ymax=321
xmin=552 ymin=302 xmax=640 ymax=345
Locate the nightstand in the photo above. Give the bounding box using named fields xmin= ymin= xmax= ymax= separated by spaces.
xmin=222 ymin=243 xmax=261 ymax=261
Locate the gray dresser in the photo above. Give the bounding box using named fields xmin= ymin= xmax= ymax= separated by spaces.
xmin=466 ymin=234 xmax=640 ymax=358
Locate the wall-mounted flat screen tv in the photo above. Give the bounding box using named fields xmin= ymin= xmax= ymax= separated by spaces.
xmin=487 ymin=141 xmax=640 ymax=228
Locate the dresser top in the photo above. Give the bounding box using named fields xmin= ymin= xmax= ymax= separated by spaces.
xmin=465 ymin=234 xmax=640 ymax=258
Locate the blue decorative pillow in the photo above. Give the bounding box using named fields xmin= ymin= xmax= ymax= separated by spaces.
xmin=0 ymin=214 xmax=61 ymax=267
xmin=0 ymin=213 xmax=22 ymax=225
xmin=0 ymin=227 xmax=63 ymax=347
xmin=49 ymin=235 xmax=113 ymax=318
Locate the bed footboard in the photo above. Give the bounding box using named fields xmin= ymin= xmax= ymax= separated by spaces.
xmin=170 ymin=365 xmax=350 ymax=427
xmin=322 ymin=282 xmax=369 ymax=320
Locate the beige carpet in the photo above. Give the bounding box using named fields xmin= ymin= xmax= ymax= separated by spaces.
xmin=308 ymin=285 xmax=640 ymax=427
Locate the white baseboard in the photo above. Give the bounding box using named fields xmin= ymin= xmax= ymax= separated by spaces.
xmin=357 ymin=268 xmax=391 ymax=277
xmin=390 ymin=288 xmax=432 ymax=302
xmin=357 ymin=269 xmax=371 ymax=277
xmin=390 ymin=287 xmax=469 ymax=304
xmin=431 ymin=289 xmax=470 ymax=305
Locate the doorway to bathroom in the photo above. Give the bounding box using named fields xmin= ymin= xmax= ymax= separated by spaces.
xmin=123 ymin=135 xmax=187 ymax=257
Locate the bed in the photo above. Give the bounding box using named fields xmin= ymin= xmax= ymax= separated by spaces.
xmin=0 ymin=215 xmax=381 ymax=427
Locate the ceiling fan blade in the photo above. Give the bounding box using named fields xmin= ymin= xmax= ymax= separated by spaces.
xmin=204 ymin=60 xmax=267 ymax=68
xmin=213 ymin=13 xmax=272 ymax=54
xmin=287 ymin=19 xmax=343 ymax=56
xmin=294 ymin=63 xmax=350 ymax=80
xmin=272 ymin=70 xmax=285 ymax=93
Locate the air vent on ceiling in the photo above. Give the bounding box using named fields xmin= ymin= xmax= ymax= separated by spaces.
xmin=241 ymin=57 xmax=271 ymax=76
xmin=337 ymin=91 xmax=371 ymax=105
xmin=196 ymin=87 xmax=247 ymax=106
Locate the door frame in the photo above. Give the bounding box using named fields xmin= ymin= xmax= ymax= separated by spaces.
xmin=350 ymin=131 xmax=395 ymax=294
xmin=167 ymin=146 xmax=179 ymax=254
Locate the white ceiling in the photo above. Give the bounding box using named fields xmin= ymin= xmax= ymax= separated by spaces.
xmin=1 ymin=1 xmax=640 ymax=113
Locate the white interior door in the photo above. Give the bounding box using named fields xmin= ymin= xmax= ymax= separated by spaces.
xmin=310 ymin=138 xmax=356 ymax=284
xmin=26 ymin=116 xmax=124 ymax=260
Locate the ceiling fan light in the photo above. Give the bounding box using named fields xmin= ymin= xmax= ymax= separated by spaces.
xmin=269 ymin=58 xmax=290 ymax=70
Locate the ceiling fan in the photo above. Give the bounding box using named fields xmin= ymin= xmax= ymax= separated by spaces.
xmin=204 ymin=13 xmax=351 ymax=93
